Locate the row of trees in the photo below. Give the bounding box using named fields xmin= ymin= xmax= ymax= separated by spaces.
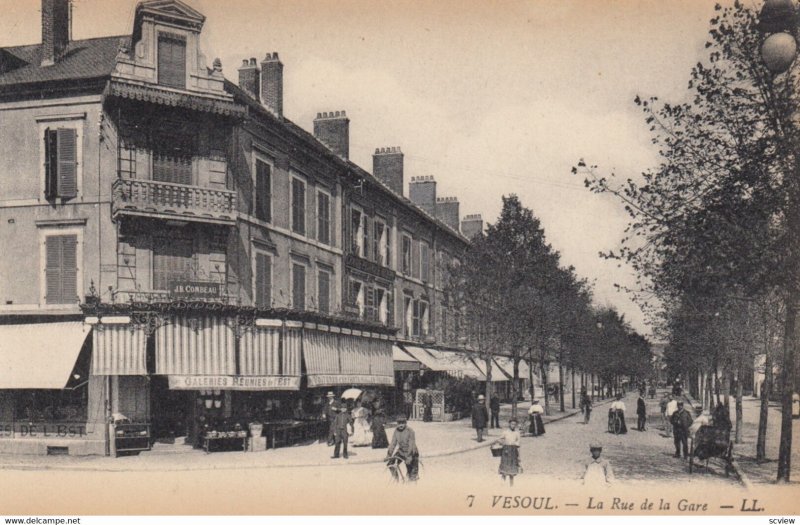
xmin=447 ymin=195 xmax=653 ymax=416
xmin=575 ymin=2 xmax=798 ymax=482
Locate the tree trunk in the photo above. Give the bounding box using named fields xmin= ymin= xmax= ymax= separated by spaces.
xmin=558 ymin=360 xmax=565 ymax=412
xmin=484 ymin=357 xmax=493 ymax=412
xmin=706 ymin=370 xmax=714 ymax=410
xmin=528 ymin=350 xmax=535 ymax=402
xmin=757 ymin=344 xmax=773 ymax=461
xmin=777 ymin=287 xmax=797 ymax=483
xmin=571 ymin=368 xmax=576 ymax=409
xmin=512 ymin=356 xmax=520 ymax=416
xmin=541 ymin=357 xmax=550 ymax=416
xmin=722 ymin=370 xmax=730 ymax=409
xmin=735 ymin=364 xmax=744 ymax=445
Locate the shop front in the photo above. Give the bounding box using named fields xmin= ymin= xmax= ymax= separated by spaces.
xmin=0 ymin=321 xmax=107 ymax=456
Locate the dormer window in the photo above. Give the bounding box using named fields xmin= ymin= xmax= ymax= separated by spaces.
xmin=158 ymin=33 xmax=186 ymax=89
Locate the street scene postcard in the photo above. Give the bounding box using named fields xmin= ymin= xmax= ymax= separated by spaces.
xmin=0 ymin=0 xmax=799 ymax=519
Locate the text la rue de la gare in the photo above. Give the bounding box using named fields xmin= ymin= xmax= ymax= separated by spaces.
xmin=465 ymin=495 xmax=767 ymax=513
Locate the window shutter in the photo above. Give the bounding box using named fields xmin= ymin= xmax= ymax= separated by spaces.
xmin=365 ymin=285 xmax=375 ymax=321
xmin=255 ymin=252 xmax=271 ymax=308
xmin=421 ymin=243 xmax=430 ymax=282
xmin=292 ymin=179 xmax=306 ymax=235
xmin=57 ymin=128 xmax=78 ymax=198
xmin=373 ymin=223 xmax=381 ymax=263
xmin=45 ymin=236 xmax=62 ymax=304
xmin=292 ymin=264 xmax=306 ymax=310
xmin=255 ymin=160 xmax=271 ymax=222
xmin=45 ymin=235 xmax=77 ymax=304
xmin=158 ymin=36 xmax=186 ymax=89
xmin=317 ymin=270 xmax=330 ymax=314
xmin=44 ymin=129 xmax=58 ymax=199
xmin=412 ymin=240 xmax=420 ymax=279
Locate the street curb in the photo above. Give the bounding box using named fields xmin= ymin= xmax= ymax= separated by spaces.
xmin=0 ymin=402 xmax=612 ymax=473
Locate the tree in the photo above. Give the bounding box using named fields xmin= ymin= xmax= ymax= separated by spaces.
xmin=574 ymin=2 xmax=798 ymax=482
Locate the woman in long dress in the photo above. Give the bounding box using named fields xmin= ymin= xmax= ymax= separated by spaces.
xmin=528 ymin=399 xmax=545 ymax=436
xmin=494 ymin=418 xmax=521 ymax=486
xmin=350 ymin=402 xmax=373 ymax=447
xmin=370 ymin=409 xmax=389 ymax=448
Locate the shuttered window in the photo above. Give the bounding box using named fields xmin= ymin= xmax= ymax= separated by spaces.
xmin=402 ymin=235 xmax=412 ymax=275
xmin=292 ymin=263 xmax=306 ymax=310
xmin=317 ymin=269 xmax=331 ymax=314
xmin=421 ymin=241 xmax=430 ymax=283
xmin=152 ymin=130 xmax=194 ymax=185
xmin=158 ymin=34 xmax=186 ymax=89
xmin=351 ymin=209 xmax=363 ymax=256
xmin=45 ymin=235 xmax=78 ymax=304
xmin=411 ymin=239 xmax=420 ymax=279
xmin=291 ymin=178 xmax=306 ymax=235
xmin=255 ymin=159 xmax=272 ymax=222
xmin=153 ymin=237 xmax=194 ymax=291
xmin=44 ymin=128 xmax=78 ymax=200
xmin=254 ymin=252 xmax=272 ymax=308
xmin=317 ymin=191 xmax=331 ymax=245
xmin=362 ymin=216 xmax=370 ymax=261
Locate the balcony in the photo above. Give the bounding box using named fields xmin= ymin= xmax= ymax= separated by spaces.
xmin=112 ymin=178 xmax=237 ymax=226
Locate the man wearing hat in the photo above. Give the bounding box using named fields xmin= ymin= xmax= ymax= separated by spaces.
xmin=471 ymin=394 xmax=489 ymax=442
xmin=670 ymin=400 xmax=694 ymax=459
xmin=583 ymin=442 xmax=614 ymax=486
xmin=387 ymin=415 xmax=419 ymax=481
xmin=322 ymin=391 xmax=339 ymax=446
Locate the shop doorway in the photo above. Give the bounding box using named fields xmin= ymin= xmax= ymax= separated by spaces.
xmin=149 ymin=376 xmax=193 ymax=443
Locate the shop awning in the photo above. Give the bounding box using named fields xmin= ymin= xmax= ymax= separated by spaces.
xmin=303 ymin=328 xmax=394 ymax=387
xmin=403 ymin=346 xmax=486 ymax=380
xmin=471 ymin=357 xmax=511 ymax=382
xmin=0 ymin=322 xmax=91 ymax=389
xmin=155 ymin=316 xmax=235 ymax=375
xmin=92 ymin=324 xmax=147 ymax=375
xmin=393 ymin=345 xmax=420 ymax=371
xmin=491 ymin=356 xmax=518 ymax=381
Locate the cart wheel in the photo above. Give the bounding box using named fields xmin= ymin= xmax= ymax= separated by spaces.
xmin=614 ymin=417 xmax=622 ymax=435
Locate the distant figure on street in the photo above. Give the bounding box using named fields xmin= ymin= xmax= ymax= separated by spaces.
xmin=583 ymin=442 xmax=615 ymax=487
xmin=580 ymin=389 xmax=593 ymax=424
xmin=422 ymin=389 xmax=433 ymax=422
xmin=665 ymin=395 xmax=678 ymax=437
xmin=331 ymin=404 xmax=354 ymax=459
xmin=527 ymin=399 xmax=546 ymax=436
xmin=490 ymin=395 xmax=501 ymax=429
xmin=636 ymin=393 xmax=647 ymax=431
xmin=609 ymin=394 xmax=628 ymax=434
xmin=387 ymin=415 xmax=419 ymax=482
xmin=472 ymin=395 xmax=489 ymax=442
xmin=323 ymin=391 xmax=339 ymax=445
xmin=370 ymin=409 xmax=389 ymax=449
xmin=350 ymin=401 xmax=372 ymax=447
xmin=670 ymin=400 xmax=693 ymax=459
xmin=493 ymin=417 xmax=521 ymax=486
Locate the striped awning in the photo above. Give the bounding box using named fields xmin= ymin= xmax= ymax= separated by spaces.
xmin=92 ymin=324 xmax=147 ymax=375
xmin=490 ymin=356 xmax=516 ymax=381
xmin=303 ymin=327 xmax=394 ymax=387
xmin=155 ymin=316 xmax=235 ymax=375
xmin=403 ymin=346 xmax=486 ymax=380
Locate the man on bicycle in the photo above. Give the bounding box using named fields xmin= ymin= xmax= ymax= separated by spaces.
xmin=579 ymin=388 xmax=592 ymax=424
xmin=386 ymin=415 xmax=419 ymax=481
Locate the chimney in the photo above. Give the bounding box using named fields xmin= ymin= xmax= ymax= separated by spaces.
xmin=409 ymin=175 xmax=437 ymax=216
xmin=238 ymin=58 xmax=260 ymax=100
xmin=313 ymin=111 xmax=349 ymax=159
xmin=261 ymin=52 xmax=283 ymax=117
xmin=373 ymin=147 xmax=404 ymax=196
xmin=436 ymin=196 xmax=460 ymax=232
xmin=460 ymin=214 xmax=484 ymax=239
xmin=41 ymin=0 xmax=70 ymax=67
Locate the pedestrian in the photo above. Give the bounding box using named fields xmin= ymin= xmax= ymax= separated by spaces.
xmin=323 ymin=391 xmax=339 ymax=445
xmin=609 ymin=393 xmax=628 ymax=434
xmin=527 ymin=399 xmax=545 ymax=436
xmin=370 ymin=408 xmax=389 ymax=449
xmin=579 ymin=389 xmax=593 ymax=424
xmin=670 ymin=400 xmax=693 ymax=459
xmin=493 ymin=417 xmax=521 ymax=486
xmin=471 ymin=394 xmax=489 ymax=442
xmin=422 ymin=389 xmax=433 ymax=422
xmin=331 ymin=403 xmax=354 ymax=459
xmin=665 ymin=394 xmax=678 ymax=437
xmin=583 ymin=442 xmax=615 ymax=487
xmin=636 ymin=392 xmax=647 ymax=431
xmin=350 ymin=400 xmax=372 ymax=447
xmin=387 ymin=415 xmax=419 ymax=481
xmin=489 ymin=395 xmax=501 ymax=429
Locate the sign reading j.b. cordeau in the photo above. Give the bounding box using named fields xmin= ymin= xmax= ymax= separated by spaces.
xmin=168 ymin=375 xmax=301 ymax=391
xmin=170 ymin=281 xmax=220 ymax=299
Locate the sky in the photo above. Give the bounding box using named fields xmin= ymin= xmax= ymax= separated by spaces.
xmin=1 ymin=0 xmax=727 ymax=338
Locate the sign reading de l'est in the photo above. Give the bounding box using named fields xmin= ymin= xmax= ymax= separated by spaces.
xmin=168 ymin=375 xmax=301 ymax=391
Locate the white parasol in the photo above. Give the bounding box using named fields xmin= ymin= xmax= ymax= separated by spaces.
xmin=341 ymin=388 xmax=363 ymax=400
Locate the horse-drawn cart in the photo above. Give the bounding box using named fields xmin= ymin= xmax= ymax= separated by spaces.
xmin=688 ymin=425 xmax=734 ymax=476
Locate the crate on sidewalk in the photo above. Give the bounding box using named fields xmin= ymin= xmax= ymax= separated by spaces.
xmin=248 ymin=436 xmax=267 ymax=452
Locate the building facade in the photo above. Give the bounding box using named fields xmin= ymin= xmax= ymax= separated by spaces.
xmin=0 ymin=0 xmax=480 ymax=456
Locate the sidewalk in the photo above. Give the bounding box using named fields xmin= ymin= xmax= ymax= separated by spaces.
xmin=0 ymin=399 xmax=595 ymax=472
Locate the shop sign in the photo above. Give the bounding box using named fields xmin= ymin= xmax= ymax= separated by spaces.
xmin=168 ymin=375 xmax=301 ymax=391
xmin=0 ymin=422 xmax=87 ymax=439
xmin=307 ymin=374 xmax=395 ymax=387
xmin=170 ymin=281 xmax=221 ymax=299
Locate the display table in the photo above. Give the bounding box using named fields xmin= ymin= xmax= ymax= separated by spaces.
xmin=261 ymin=420 xmax=328 ymax=449
xmin=202 ymin=435 xmax=247 ymax=453
xmin=113 ymin=423 xmax=151 ymax=456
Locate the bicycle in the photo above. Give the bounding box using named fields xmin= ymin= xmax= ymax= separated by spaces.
xmin=385 ymin=452 xmax=422 ymax=483
xmin=607 ymin=409 xmax=624 ymax=435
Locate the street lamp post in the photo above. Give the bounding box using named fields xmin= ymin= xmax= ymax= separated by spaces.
xmin=757 ymin=0 xmax=799 ymax=483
